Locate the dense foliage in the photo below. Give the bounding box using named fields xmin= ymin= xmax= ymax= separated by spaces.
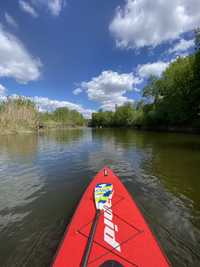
xmin=40 ymin=107 xmax=85 ymax=127
xmin=91 ymin=103 xmax=144 ymax=128
xmin=91 ymin=31 xmax=200 ymax=129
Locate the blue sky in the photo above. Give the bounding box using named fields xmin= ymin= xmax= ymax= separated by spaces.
xmin=0 ymin=0 xmax=198 ymax=117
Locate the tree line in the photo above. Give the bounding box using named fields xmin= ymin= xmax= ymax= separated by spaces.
xmin=90 ymin=30 xmax=200 ymax=130
xmin=40 ymin=106 xmax=85 ymax=127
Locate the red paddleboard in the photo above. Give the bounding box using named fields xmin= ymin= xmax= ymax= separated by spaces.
xmin=52 ymin=167 xmax=170 ymax=267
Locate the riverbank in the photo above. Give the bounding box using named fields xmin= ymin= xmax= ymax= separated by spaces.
xmin=0 ymin=128 xmax=34 ymax=135
xmin=2 ymin=124 xmax=200 ymax=136
xmin=91 ymin=125 xmax=200 ymax=135
xmin=135 ymin=125 xmax=200 ymax=134
xmin=0 ymin=125 xmax=87 ymax=135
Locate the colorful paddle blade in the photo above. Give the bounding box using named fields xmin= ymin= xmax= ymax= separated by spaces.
xmin=94 ymin=183 xmax=113 ymax=210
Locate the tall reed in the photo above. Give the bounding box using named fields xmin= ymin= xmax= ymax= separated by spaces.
xmin=0 ymin=97 xmax=38 ymax=132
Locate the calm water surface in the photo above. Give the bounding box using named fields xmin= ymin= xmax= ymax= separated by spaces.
xmin=0 ymin=129 xmax=200 ymax=266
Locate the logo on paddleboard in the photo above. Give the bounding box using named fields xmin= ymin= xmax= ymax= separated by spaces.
xmin=102 ymin=186 xmax=121 ymax=252
xmin=95 ymin=183 xmax=121 ymax=252
xmin=95 ymin=183 xmax=113 ymax=210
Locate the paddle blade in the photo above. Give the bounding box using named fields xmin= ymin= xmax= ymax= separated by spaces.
xmin=94 ymin=183 xmax=113 ymax=210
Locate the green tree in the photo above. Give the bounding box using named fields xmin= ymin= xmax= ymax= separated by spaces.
xmin=91 ymin=43 xmax=200 ymax=129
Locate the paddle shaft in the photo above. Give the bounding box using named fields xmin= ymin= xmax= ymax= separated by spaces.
xmin=81 ymin=209 xmax=100 ymax=267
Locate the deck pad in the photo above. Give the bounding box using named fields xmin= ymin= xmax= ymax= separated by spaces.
xmin=78 ymin=193 xmax=143 ymax=266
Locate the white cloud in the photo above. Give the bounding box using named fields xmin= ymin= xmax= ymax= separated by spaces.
xmin=30 ymin=0 xmax=66 ymax=16
xmin=73 ymin=88 xmax=82 ymax=95
xmin=31 ymin=96 xmax=94 ymax=118
xmin=0 ymin=84 xmax=6 ymax=96
xmin=5 ymin=13 xmax=18 ymax=28
xmin=110 ymin=0 xmax=200 ymax=49
xmin=0 ymin=25 xmax=42 ymax=83
xmin=19 ymin=0 xmax=38 ymax=18
xmin=168 ymin=38 xmax=195 ymax=54
xmin=47 ymin=0 xmax=65 ymax=16
xmin=137 ymin=61 xmax=170 ymax=78
xmin=100 ymin=96 xmax=134 ymax=111
xmin=78 ymin=70 xmax=141 ymax=110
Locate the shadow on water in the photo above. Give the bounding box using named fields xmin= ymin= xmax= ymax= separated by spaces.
xmin=0 ymin=128 xmax=200 ymax=266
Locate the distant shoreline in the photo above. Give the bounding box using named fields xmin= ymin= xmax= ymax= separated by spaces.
xmin=1 ymin=125 xmax=200 ymax=136
xmin=91 ymin=126 xmax=200 ymax=135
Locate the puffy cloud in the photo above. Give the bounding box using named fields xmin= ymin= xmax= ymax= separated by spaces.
xmin=0 ymin=84 xmax=6 ymax=96
xmin=73 ymin=88 xmax=82 ymax=95
xmin=137 ymin=61 xmax=170 ymax=78
xmin=78 ymin=70 xmax=141 ymax=110
xmin=109 ymin=0 xmax=200 ymax=49
xmin=19 ymin=0 xmax=38 ymax=18
xmin=31 ymin=96 xmax=94 ymax=118
xmin=0 ymin=25 xmax=42 ymax=83
xmin=5 ymin=13 xmax=18 ymax=28
xmin=100 ymin=96 xmax=134 ymax=111
xmin=168 ymin=38 xmax=195 ymax=54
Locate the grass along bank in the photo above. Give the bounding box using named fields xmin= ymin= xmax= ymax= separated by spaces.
xmin=0 ymin=97 xmax=86 ymax=134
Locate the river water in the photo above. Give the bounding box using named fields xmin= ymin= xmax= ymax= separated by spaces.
xmin=0 ymin=128 xmax=199 ymax=267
